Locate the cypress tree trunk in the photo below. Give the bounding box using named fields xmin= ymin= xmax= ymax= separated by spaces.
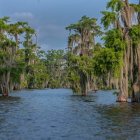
xmin=117 ymin=50 xmax=128 ymax=102
xmin=131 ymin=1 xmax=140 ymax=102
xmin=106 ymin=72 xmax=111 ymax=89
xmin=132 ymin=45 xmax=140 ymax=102
xmin=1 ymin=72 xmax=10 ymax=97
xmin=114 ymin=78 xmax=119 ymax=90
xmin=79 ymin=71 xmax=88 ymax=96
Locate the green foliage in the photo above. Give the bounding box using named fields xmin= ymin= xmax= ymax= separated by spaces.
xmin=129 ymin=25 xmax=140 ymax=45
xmin=33 ymin=59 xmax=48 ymax=88
xmin=67 ymin=53 xmax=94 ymax=94
xmin=107 ymin=0 xmax=124 ymax=12
xmin=0 ymin=17 xmax=52 ymax=93
xmin=96 ymin=28 xmax=125 ymax=78
xmin=66 ymin=15 xmax=101 ymax=37
xmin=102 ymin=29 xmax=126 ymax=51
xmin=93 ymin=48 xmax=122 ymax=77
xmin=66 ymin=16 xmax=102 ymax=94
xmin=45 ymin=49 xmax=66 ymax=88
xmin=101 ymin=11 xmax=116 ymax=29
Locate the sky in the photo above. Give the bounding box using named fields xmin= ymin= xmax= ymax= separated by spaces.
xmin=0 ymin=0 xmax=138 ymax=51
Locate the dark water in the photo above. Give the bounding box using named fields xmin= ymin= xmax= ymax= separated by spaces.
xmin=0 ymin=89 xmax=140 ymax=140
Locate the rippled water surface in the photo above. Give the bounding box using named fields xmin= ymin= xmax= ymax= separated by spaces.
xmin=0 ymin=89 xmax=140 ymax=140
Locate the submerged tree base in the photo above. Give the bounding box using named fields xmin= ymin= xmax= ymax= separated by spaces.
xmin=82 ymin=94 xmax=87 ymax=96
xmin=2 ymin=93 xmax=8 ymax=97
xmin=116 ymin=95 xmax=127 ymax=102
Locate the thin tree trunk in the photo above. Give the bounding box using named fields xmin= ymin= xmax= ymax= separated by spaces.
xmin=79 ymin=71 xmax=88 ymax=96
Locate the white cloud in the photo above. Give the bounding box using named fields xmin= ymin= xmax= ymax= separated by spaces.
xmin=39 ymin=43 xmax=50 ymax=51
xmin=12 ymin=12 xmax=34 ymax=19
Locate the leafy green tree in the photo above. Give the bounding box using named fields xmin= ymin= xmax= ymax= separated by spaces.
xmin=101 ymin=0 xmax=140 ymax=102
xmin=0 ymin=17 xmax=26 ymax=96
xmin=45 ymin=49 xmax=66 ymax=88
xmin=66 ymin=16 xmax=101 ymax=95
xmin=0 ymin=17 xmax=49 ymax=96
xmin=67 ymin=53 xmax=93 ymax=95
xmin=23 ymin=25 xmax=37 ymax=89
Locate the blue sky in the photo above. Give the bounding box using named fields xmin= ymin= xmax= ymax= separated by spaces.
xmin=0 ymin=0 xmax=138 ymax=51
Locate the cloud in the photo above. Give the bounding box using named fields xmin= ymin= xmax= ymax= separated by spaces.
xmin=37 ymin=23 xmax=67 ymax=50
xmin=12 ymin=12 xmax=34 ymax=19
xmin=10 ymin=11 xmax=67 ymax=50
xmin=39 ymin=43 xmax=50 ymax=51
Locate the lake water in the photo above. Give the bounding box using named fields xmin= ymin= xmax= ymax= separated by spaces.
xmin=0 ymin=89 xmax=140 ymax=140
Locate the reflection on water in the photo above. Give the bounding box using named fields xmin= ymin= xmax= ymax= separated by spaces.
xmin=0 ymin=89 xmax=140 ymax=140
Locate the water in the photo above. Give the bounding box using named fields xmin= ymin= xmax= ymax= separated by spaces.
xmin=0 ymin=89 xmax=140 ymax=140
